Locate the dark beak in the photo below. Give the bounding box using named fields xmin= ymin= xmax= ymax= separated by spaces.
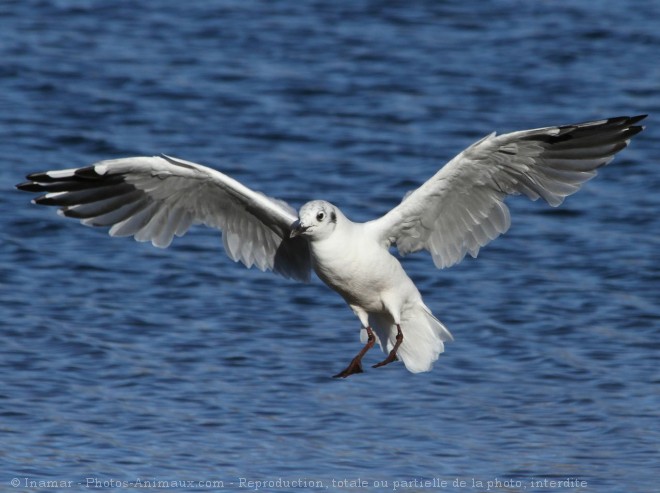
xmin=289 ymin=220 xmax=308 ymax=238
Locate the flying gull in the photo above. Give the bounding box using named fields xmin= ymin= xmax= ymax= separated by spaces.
xmin=17 ymin=115 xmax=646 ymax=377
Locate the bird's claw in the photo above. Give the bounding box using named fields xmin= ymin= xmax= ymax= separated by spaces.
xmin=372 ymin=354 xmax=398 ymax=368
xmin=333 ymin=360 xmax=364 ymax=378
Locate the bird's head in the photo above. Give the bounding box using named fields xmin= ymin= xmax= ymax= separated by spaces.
xmin=290 ymin=200 xmax=339 ymax=240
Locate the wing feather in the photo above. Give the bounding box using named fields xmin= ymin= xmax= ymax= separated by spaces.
xmin=369 ymin=115 xmax=646 ymax=269
xmin=17 ymin=155 xmax=311 ymax=282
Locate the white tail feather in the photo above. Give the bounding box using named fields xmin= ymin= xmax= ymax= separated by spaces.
xmin=361 ymin=304 xmax=453 ymax=373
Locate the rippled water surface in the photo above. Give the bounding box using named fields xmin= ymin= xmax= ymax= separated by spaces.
xmin=2 ymin=1 xmax=659 ymax=492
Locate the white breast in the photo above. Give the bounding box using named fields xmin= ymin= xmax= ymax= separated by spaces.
xmin=310 ymin=222 xmax=416 ymax=312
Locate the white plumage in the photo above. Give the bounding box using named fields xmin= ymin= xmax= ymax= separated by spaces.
xmin=17 ymin=115 xmax=645 ymax=377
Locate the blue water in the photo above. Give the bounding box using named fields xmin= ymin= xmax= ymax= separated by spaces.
xmin=2 ymin=1 xmax=659 ymax=492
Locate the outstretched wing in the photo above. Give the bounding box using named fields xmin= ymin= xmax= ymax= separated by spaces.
xmin=369 ymin=115 xmax=646 ymax=269
xmin=17 ymin=155 xmax=312 ymax=282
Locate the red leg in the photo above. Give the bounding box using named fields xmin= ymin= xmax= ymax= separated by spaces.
xmin=333 ymin=326 xmax=376 ymax=378
xmin=372 ymin=324 xmax=403 ymax=368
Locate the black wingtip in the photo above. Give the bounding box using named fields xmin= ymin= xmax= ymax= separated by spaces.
xmin=33 ymin=195 xmax=60 ymax=206
xmin=73 ymin=166 xmax=103 ymax=179
xmin=16 ymin=181 xmax=43 ymax=191
xmin=581 ymin=114 xmax=647 ymax=129
xmin=624 ymin=125 xmax=645 ymax=140
xmin=25 ymin=171 xmax=54 ymax=182
xmin=629 ymin=114 xmax=647 ymax=135
xmin=606 ymin=114 xmax=647 ymax=131
xmin=628 ymin=114 xmax=648 ymax=125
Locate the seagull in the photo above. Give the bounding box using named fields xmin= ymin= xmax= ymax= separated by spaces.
xmin=17 ymin=115 xmax=646 ymax=377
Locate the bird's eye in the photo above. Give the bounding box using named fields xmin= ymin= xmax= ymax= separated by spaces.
xmin=316 ymin=212 xmax=325 ymax=222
